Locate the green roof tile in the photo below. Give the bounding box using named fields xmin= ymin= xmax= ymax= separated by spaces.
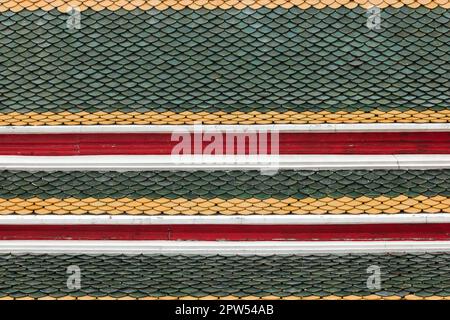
xmin=0 ymin=253 xmax=448 ymax=298
xmin=0 ymin=7 xmax=448 ymax=114
xmin=0 ymin=170 xmax=449 ymax=200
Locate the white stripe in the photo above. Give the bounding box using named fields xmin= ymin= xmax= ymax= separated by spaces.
xmin=0 ymin=154 xmax=447 ymax=171
xmin=0 ymin=241 xmax=449 ymax=254
xmin=1 ymin=123 xmax=449 ymax=134
xmin=0 ymin=214 xmax=449 ymax=225
xmin=1 ymin=154 xmax=450 ymax=171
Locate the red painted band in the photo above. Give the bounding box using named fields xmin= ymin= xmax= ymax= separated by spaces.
xmin=0 ymin=132 xmax=449 ymax=155
xmin=0 ymin=224 xmax=449 ymax=241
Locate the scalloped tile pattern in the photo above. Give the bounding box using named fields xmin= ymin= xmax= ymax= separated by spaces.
xmin=0 ymin=253 xmax=449 ymax=299
xmin=0 ymin=0 xmax=449 ymax=12
xmin=1 ymin=170 xmax=450 ymax=214
xmin=0 ymin=7 xmax=448 ymax=124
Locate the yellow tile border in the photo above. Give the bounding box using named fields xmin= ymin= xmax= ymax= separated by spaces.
xmin=0 ymin=195 xmax=449 ymax=215
xmin=0 ymin=0 xmax=449 ymax=12
xmin=0 ymin=110 xmax=449 ymax=126
xmin=1 ymin=295 xmax=449 ymax=300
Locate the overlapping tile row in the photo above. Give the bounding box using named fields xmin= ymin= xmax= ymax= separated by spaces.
xmin=1 ymin=0 xmax=450 ymax=12
xmin=1 ymin=110 xmax=450 ymax=125
xmin=0 ymin=7 xmax=448 ymax=125
xmin=1 ymin=170 xmax=449 ymax=215
xmin=0 ymin=253 xmax=448 ymax=299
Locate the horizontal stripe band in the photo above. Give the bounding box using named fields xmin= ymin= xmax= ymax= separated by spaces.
xmin=1 ymin=196 xmax=449 ymax=215
xmin=2 ymin=252 xmax=449 ymax=300
xmin=0 ymin=223 xmax=449 ymax=240
xmin=1 ymin=214 xmax=449 ymax=224
xmin=1 ymin=132 xmax=449 ymax=156
xmin=2 ymin=123 xmax=450 ymax=134
xmin=1 ymin=8 xmax=448 ymax=116
xmin=1 ymin=0 xmax=449 ymax=12
xmin=2 ymin=170 xmax=448 ymax=200
xmin=1 ymin=253 xmax=447 ymax=298
xmin=1 ymin=240 xmax=450 ymax=253
xmin=1 ymin=110 xmax=449 ymax=126
xmin=2 ymin=155 xmax=450 ymax=170
xmin=0 ymin=295 xmax=447 ymax=300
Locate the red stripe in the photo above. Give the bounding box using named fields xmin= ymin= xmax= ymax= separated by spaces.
xmin=0 ymin=132 xmax=449 ymax=155
xmin=0 ymin=224 xmax=449 ymax=240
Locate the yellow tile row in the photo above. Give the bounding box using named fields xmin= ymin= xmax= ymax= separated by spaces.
xmin=0 ymin=0 xmax=448 ymax=12
xmin=1 ymin=195 xmax=449 ymax=214
xmin=0 ymin=110 xmax=449 ymax=125
xmin=1 ymin=295 xmax=449 ymax=300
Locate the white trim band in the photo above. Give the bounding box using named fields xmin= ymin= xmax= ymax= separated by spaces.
xmin=1 ymin=155 xmax=450 ymax=171
xmin=1 ymin=123 xmax=449 ymax=134
xmin=0 ymin=241 xmax=449 ymax=254
xmin=0 ymin=214 xmax=448 ymax=225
